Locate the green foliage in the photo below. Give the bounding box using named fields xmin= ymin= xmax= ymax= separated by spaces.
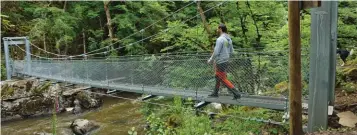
xmin=52 ymin=97 xmax=57 ymax=135
xmin=163 ymin=59 xmax=213 ymax=89
xmin=1 ymin=63 xmax=6 ymax=81
xmin=341 ymin=82 xmax=357 ymax=94
xmin=214 ymin=107 xmax=287 ymax=135
xmin=0 ymin=14 xmax=15 ymax=35
xmin=128 ymin=127 xmax=138 ymax=135
xmin=338 ymin=1 xmax=357 ymax=48
xmin=1 ymin=84 xmax=14 ymax=98
xmin=142 ymin=96 xmax=287 ymax=135
xmin=1 ymin=2 xmax=356 ymax=133
xmin=32 ymin=81 xmax=51 ymax=95
xmin=2 ymin=1 xmax=355 ymax=57
xmin=145 ymin=112 xmax=176 ymax=135
xmin=176 ymin=113 xmax=212 ymax=135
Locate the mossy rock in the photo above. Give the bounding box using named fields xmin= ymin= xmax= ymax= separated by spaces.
xmin=342 ymin=68 xmax=357 ymax=82
xmin=18 ymin=97 xmax=54 ymax=117
xmin=25 ymin=80 xmax=34 ymax=92
xmin=1 ymin=84 xmax=15 ymax=98
xmin=31 ymin=81 xmax=51 ymax=96
xmin=75 ymin=91 xmax=101 ymax=109
xmin=76 ymin=91 xmax=91 ymax=102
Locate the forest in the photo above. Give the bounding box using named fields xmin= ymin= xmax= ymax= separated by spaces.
xmin=1 ymin=1 xmax=356 ymax=96
xmin=1 ymin=1 xmax=357 ymax=135
xmin=2 ymin=1 xmax=356 ymax=56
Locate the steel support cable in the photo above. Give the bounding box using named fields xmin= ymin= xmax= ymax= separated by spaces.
xmin=16 ymin=45 xmax=292 ymax=61
xmin=10 ymin=39 xmax=66 ymax=60
xmin=28 ymin=1 xmax=295 ymax=60
xmin=42 ymin=2 xmax=228 ymax=59
xmin=29 ymin=42 xmax=68 ymax=57
xmin=27 ymin=1 xmax=196 ymax=58
xmin=96 ymin=2 xmax=228 ymax=56
xmin=84 ymin=50 xmax=294 ymax=60
xmin=83 ymin=90 xmax=285 ymax=126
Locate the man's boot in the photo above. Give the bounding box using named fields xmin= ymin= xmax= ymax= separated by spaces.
xmin=208 ymin=88 xmax=219 ymax=97
xmin=229 ymin=88 xmax=241 ymax=100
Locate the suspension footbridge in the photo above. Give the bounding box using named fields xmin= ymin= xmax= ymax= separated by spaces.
xmin=2 ymin=1 xmax=338 ymax=132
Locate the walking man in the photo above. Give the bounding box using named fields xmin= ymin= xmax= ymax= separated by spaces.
xmin=207 ymin=24 xmax=241 ymax=99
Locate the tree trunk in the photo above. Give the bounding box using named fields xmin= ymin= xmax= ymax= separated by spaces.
xmin=83 ymin=28 xmax=87 ymax=59
xmin=246 ymin=1 xmax=262 ymax=48
xmin=99 ymin=17 xmax=104 ymax=41
xmin=63 ymin=1 xmax=67 ymax=12
xmin=236 ymin=2 xmax=248 ymax=45
xmin=83 ymin=29 xmax=86 ymax=54
xmin=103 ymin=0 xmax=117 ymax=56
xmin=56 ymin=38 xmax=61 ymax=54
xmin=103 ymin=1 xmax=114 ymax=41
xmin=43 ymin=33 xmax=47 ymax=51
xmin=219 ymin=7 xmax=225 ymax=24
xmin=197 ymin=1 xmax=213 ymax=51
xmin=64 ymin=42 xmax=68 ymax=55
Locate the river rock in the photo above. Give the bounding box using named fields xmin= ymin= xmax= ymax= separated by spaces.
xmin=1 ymin=78 xmax=103 ymax=120
xmin=34 ymin=132 xmax=53 ymax=135
xmin=73 ymin=99 xmax=82 ymax=114
xmin=75 ymin=91 xmax=102 ymax=109
xmin=63 ymin=87 xmax=84 ymax=97
xmin=59 ymin=128 xmax=74 ymax=135
xmin=1 ymin=96 xmax=55 ymax=118
xmin=1 ymin=98 xmax=27 ymax=117
xmin=1 ymin=78 xmax=41 ymax=100
xmin=1 ymin=79 xmax=59 ymax=118
xmin=70 ymin=119 xmax=99 ymax=135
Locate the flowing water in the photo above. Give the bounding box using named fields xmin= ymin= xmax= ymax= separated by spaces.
xmin=1 ymin=93 xmax=145 ymax=135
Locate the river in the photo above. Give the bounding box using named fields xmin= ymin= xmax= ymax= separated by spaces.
xmin=1 ymin=93 xmax=145 ymax=135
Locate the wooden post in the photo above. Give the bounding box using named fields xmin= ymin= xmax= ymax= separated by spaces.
xmin=288 ymin=1 xmax=303 ymax=135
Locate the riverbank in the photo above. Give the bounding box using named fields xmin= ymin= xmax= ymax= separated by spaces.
xmin=1 ymin=78 xmax=146 ymax=135
xmin=1 ymin=95 xmax=145 ymax=135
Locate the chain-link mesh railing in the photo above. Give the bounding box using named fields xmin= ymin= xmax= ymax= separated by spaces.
xmin=14 ymin=50 xmax=310 ymax=100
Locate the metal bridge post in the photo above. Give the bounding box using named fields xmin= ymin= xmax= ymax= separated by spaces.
xmin=3 ymin=38 xmax=12 ymax=80
xmin=25 ymin=37 xmax=31 ymax=74
xmin=328 ymin=1 xmax=338 ymax=106
xmin=308 ymin=1 xmax=337 ymax=132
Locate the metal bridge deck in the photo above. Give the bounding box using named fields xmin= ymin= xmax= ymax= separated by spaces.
xmin=19 ymin=72 xmax=288 ymax=110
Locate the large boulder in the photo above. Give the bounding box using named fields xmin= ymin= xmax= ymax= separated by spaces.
xmin=70 ymin=119 xmax=99 ymax=135
xmin=34 ymin=132 xmax=53 ymax=135
xmin=75 ymin=91 xmax=102 ymax=109
xmin=1 ymin=96 xmax=56 ymax=118
xmin=1 ymin=78 xmax=41 ymax=100
xmin=1 ymin=79 xmax=62 ymax=118
xmin=1 ymin=78 xmax=103 ymax=120
xmin=17 ymin=97 xmax=54 ymax=117
xmin=1 ymin=98 xmax=27 ymax=117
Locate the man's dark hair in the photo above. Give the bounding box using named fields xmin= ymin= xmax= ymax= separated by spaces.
xmin=218 ymin=24 xmax=227 ymax=33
